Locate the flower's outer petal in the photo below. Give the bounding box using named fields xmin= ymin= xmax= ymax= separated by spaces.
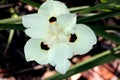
xmin=69 ymin=24 xmax=97 ymax=55
xmin=24 ymin=39 xmax=49 ymax=64
xmin=38 ymin=0 xmax=69 ymax=17
xmin=22 ymin=13 xmax=49 ymax=28
xmin=57 ymin=14 xmax=76 ymax=34
xmin=48 ymin=43 xmax=73 ymax=74
xmin=22 ymin=13 xmax=49 ymax=39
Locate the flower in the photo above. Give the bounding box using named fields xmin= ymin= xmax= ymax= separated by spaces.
xmin=22 ymin=0 xmax=97 ymax=74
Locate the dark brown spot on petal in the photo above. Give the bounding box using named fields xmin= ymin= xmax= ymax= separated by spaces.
xmin=49 ymin=17 xmax=57 ymax=23
xmin=69 ymin=34 xmax=77 ymax=42
xmin=40 ymin=42 xmax=49 ymax=50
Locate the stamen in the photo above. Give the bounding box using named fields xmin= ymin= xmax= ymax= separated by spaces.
xmin=40 ymin=42 xmax=49 ymax=50
xmin=69 ymin=34 xmax=77 ymax=42
xmin=49 ymin=17 xmax=57 ymax=23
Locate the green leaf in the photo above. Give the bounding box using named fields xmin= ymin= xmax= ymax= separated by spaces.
xmin=20 ymin=0 xmax=40 ymax=8
xmin=4 ymin=30 xmax=15 ymax=54
xmin=80 ymin=0 xmax=119 ymax=14
xmin=0 ymin=16 xmax=22 ymax=24
xmin=0 ymin=24 xmax=25 ymax=30
xmin=77 ymin=10 xmax=120 ymax=23
xmin=89 ymin=25 xmax=120 ymax=45
xmin=45 ymin=45 xmax=120 ymax=80
xmin=69 ymin=6 xmax=89 ymax=13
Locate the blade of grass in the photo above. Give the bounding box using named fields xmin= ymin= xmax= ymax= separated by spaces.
xmin=77 ymin=10 xmax=120 ymax=23
xmin=20 ymin=0 xmax=40 ymax=8
xmin=4 ymin=30 xmax=15 ymax=54
xmin=89 ymin=25 xmax=120 ymax=33
xmin=80 ymin=0 xmax=119 ymax=14
xmin=0 ymin=24 xmax=25 ymax=30
xmin=45 ymin=45 xmax=120 ymax=80
xmin=0 ymin=16 xmax=22 ymax=24
xmin=69 ymin=6 xmax=89 ymax=13
xmin=89 ymin=25 xmax=120 ymax=45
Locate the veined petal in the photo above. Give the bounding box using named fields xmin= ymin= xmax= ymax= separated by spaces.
xmin=38 ymin=0 xmax=69 ymax=17
xmin=22 ymin=13 xmax=49 ymax=39
xmin=48 ymin=43 xmax=73 ymax=74
xmin=57 ymin=14 xmax=77 ymax=34
xmin=24 ymin=39 xmax=49 ymax=64
xmin=68 ymin=24 xmax=97 ymax=55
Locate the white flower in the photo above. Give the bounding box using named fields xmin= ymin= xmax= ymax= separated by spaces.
xmin=22 ymin=0 xmax=97 ymax=74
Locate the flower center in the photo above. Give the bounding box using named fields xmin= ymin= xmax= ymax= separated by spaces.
xmin=43 ymin=23 xmax=69 ymax=48
xmin=49 ymin=17 xmax=57 ymax=23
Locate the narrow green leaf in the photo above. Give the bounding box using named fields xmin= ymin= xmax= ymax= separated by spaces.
xmin=77 ymin=10 xmax=120 ymax=23
xmin=69 ymin=6 xmax=89 ymax=13
xmin=89 ymin=25 xmax=120 ymax=45
xmin=0 ymin=24 xmax=25 ymax=30
xmin=4 ymin=30 xmax=15 ymax=54
xmin=89 ymin=25 xmax=120 ymax=33
xmin=80 ymin=0 xmax=119 ymax=14
xmin=0 ymin=16 xmax=22 ymax=24
xmin=20 ymin=0 xmax=40 ymax=8
xmin=45 ymin=46 xmax=120 ymax=80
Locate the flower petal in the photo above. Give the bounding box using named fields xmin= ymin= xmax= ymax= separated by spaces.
xmin=57 ymin=14 xmax=77 ymax=34
xmin=55 ymin=60 xmax=71 ymax=74
xmin=68 ymin=24 xmax=97 ymax=55
xmin=22 ymin=13 xmax=49 ymax=39
xmin=22 ymin=13 xmax=49 ymax=28
xmin=38 ymin=0 xmax=69 ymax=17
xmin=48 ymin=43 xmax=73 ymax=74
xmin=24 ymin=39 xmax=49 ymax=64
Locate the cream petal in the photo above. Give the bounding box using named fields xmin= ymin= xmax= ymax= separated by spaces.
xmin=22 ymin=13 xmax=49 ymax=39
xmin=38 ymin=0 xmax=69 ymax=17
xmin=48 ymin=43 xmax=73 ymax=74
xmin=68 ymin=24 xmax=97 ymax=55
xmin=57 ymin=14 xmax=77 ymax=34
xmin=24 ymin=39 xmax=49 ymax=64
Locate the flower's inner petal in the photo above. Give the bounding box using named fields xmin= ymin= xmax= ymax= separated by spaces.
xmin=48 ymin=44 xmax=73 ymax=74
xmin=68 ymin=24 xmax=97 ymax=55
xmin=38 ymin=0 xmax=70 ymax=17
xmin=57 ymin=14 xmax=76 ymax=34
xmin=24 ymin=39 xmax=49 ymax=64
